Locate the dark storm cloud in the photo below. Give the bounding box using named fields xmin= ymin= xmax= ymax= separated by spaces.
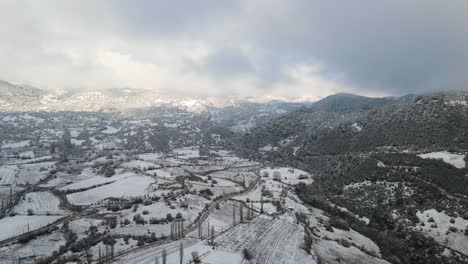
xmin=233 ymin=0 xmax=468 ymax=94
xmin=109 ymin=0 xmax=240 ymax=38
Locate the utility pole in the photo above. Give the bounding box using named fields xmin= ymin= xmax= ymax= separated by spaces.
xmin=260 ymin=193 xmax=264 ymax=214
xmin=162 ymin=249 xmax=167 ymax=264
xmin=233 ymin=204 xmax=236 ymax=226
xmin=179 ymin=242 xmax=184 ymax=264
xmin=239 ymin=203 xmax=244 ymax=222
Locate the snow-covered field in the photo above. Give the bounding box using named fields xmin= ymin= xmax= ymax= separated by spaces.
xmin=114 ymin=238 xmax=242 ymax=264
xmin=216 ymin=215 xmax=316 ymax=264
xmin=60 ymin=175 xmax=115 ymax=191
xmin=315 ymin=240 xmax=389 ymax=264
xmin=320 ymin=227 xmax=381 ymax=256
xmin=0 ymin=230 xmax=65 ymax=262
xmin=67 ymin=172 xmax=155 ymax=205
xmin=14 ymin=191 xmax=66 ymax=215
xmin=110 ymin=201 xmax=203 ymax=238
xmin=138 ymin=152 xmax=164 ymax=161
xmin=191 ymin=182 xmax=242 ymax=197
xmin=122 ymin=160 xmax=159 ymax=170
xmin=173 ymin=147 xmax=200 ymax=159
xmin=101 ymin=125 xmax=121 ymax=134
xmin=69 ymin=218 xmax=104 ymax=239
xmin=260 ymin=167 xmax=313 ymax=185
xmin=151 ymin=167 xmax=188 ymax=179
xmin=0 ymin=215 xmax=62 ymax=241
xmin=418 ymin=151 xmax=466 ymax=168
xmin=259 ymin=144 xmax=279 ymax=152
xmin=0 ymin=165 xmax=17 ymax=185
xmin=1 ymin=140 xmax=31 ymax=149
xmin=16 ymin=161 xmax=55 ymax=185
xmin=187 ymin=200 xmax=249 ymax=238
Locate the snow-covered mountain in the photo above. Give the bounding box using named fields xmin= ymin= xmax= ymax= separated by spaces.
xmin=0 ymin=80 xmax=313 ymax=113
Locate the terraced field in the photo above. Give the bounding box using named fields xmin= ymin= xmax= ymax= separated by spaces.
xmin=216 ymin=215 xmax=315 ymax=264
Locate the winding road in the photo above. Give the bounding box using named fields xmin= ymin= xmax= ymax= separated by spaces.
xmin=107 ymin=174 xmax=261 ymax=263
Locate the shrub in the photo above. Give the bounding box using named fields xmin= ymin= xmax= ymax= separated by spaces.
xmin=166 ymin=213 xmax=173 ymax=222
xmin=338 ymin=238 xmax=351 ymax=248
xmin=122 ymin=218 xmax=131 ymax=225
xmin=199 ymin=188 xmax=214 ymax=196
xmin=329 ymin=217 xmax=350 ymax=231
xmin=133 ymin=214 xmax=146 ymax=225
xmin=243 ymin=248 xmax=253 ymax=261
xmin=448 ymin=226 xmax=458 ymax=233
xmin=149 ymin=218 xmax=167 ymax=224
xmin=18 ymin=232 xmax=36 ymax=244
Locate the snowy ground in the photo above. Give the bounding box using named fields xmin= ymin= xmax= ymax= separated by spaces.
xmin=0 ymin=215 xmax=62 ymax=241
xmin=69 ymin=218 xmax=104 ymax=239
xmin=138 ymin=152 xmax=164 ymax=161
xmin=191 ymin=182 xmax=242 ymax=197
xmin=122 ymin=160 xmax=159 ymax=170
xmin=1 ymin=140 xmax=31 ymax=149
xmin=60 ymin=174 xmax=116 ymax=191
xmin=187 ymin=200 xmax=249 ymax=239
xmin=0 ymin=165 xmax=17 ymax=185
xmin=0 ymin=230 xmax=65 ymax=262
xmin=315 ymin=240 xmax=389 ymax=264
xmin=110 ymin=201 xmax=203 ymax=238
xmin=101 ymin=125 xmax=121 ymax=134
xmin=67 ymin=172 xmax=155 ymax=205
xmin=16 ymin=161 xmax=55 ymax=185
xmin=418 ymin=151 xmax=466 ymax=168
xmin=215 ymin=215 xmax=316 ymax=264
xmin=416 ymin=209 xmax=468 ymax=255
xmin=14 ymin=191 xmax=67 ymax=215
xmin=260 ymin=167 xmax=313 ymax=185
xmin=173 ymin=147 xmax=201 ymax=159
xmin=113 ymin=238 xmax=242 ymax=264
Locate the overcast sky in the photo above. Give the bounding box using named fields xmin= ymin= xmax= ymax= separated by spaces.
xmin=1 ymin=0 xmax=467 ymax=100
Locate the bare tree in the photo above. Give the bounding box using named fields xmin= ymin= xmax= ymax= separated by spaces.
xmin=239 ymin=203 xmax=244 ymax=222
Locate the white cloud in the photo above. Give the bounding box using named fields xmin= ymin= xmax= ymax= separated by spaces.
xmin=0 ymin=0 xmax=467 ymax=99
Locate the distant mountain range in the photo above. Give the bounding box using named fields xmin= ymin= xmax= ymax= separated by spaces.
xmin=0 ymin=80 xmax=313 ymax=112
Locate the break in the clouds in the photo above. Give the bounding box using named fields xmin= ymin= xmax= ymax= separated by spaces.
xmin=0 ymin=0 xmax=467 ymax=100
